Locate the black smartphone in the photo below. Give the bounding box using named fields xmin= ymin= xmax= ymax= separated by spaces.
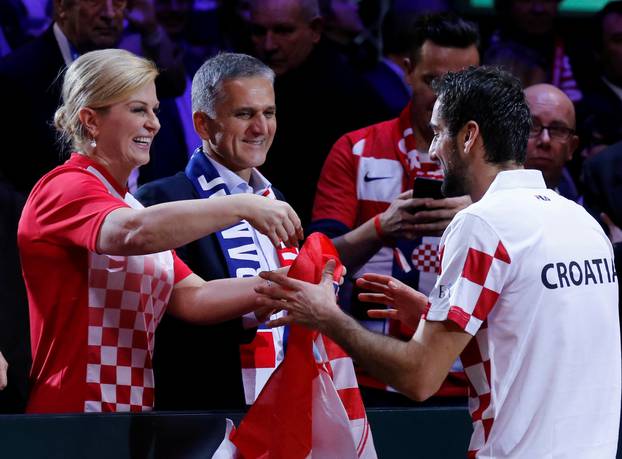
xmin=412 ymin=177 xmax=444 ymax=200
xmin=411 ymin=177 xmax=443 ymax=214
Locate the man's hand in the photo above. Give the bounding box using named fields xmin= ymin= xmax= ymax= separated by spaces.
xmin=602 ymin=213 xmax=622 ymax=244
xmin=255 ymin=260 xmax=342 ymax=332
xmin=377 ymin=192 xmax=471 ymax=241
xmin=411 ymin=195 xmax=471 ymax=236
xmin=0 ymin=351 xmax=8 ymax=391
xmin=253 ymin=266 xmax=290 ymax=323
xmin=238 ymin=195 xmax=304 ymax=248
xmin=356 ymin=273 xmax=428 ymax=330
xmin=377 ymin=190 xmax=435 ymax=241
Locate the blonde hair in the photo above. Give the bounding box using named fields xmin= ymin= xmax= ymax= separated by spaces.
xmin=54 ymin=49 xmax=159 ymax=152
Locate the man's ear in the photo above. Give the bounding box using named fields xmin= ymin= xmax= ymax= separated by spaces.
xmin=54 ymin=0 xmax=67 ymax=21
xmin=567 ymin=134 xmax=580 ymax=161
xmin=78 ymin=107 xmax=100 ymax=139
xmin=403 ymin=57 xmax=418 ymax=88
xmin=461 ymin=120 xmax=480 ymax=155
xmin=193 ymin=111 xmax=211 ymax=139
xmin=309 ymin=16 xmax=324 ymax=44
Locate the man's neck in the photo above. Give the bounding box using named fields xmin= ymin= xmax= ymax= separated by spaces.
xmin=203 ymin=146 xmax=252 ymax=183
xmin=470 ymin=162 xmax=523 ymax=203
xmin=544 ymin=173 xmax=561 ymax=191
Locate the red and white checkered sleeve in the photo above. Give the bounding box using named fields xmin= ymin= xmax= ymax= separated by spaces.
xmin=425 ymin=213 xmax=512 ymax=336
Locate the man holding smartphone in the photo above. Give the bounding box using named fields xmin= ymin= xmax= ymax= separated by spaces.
xmin=309 ymin=13 xmax=479 ymax=400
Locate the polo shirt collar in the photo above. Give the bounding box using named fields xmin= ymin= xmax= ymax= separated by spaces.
xmin=484 ymin=169 xmax=546 ymax=197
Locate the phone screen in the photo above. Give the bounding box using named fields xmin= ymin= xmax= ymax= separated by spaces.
xmin=412 ymin=177 xmax=444 ymax=200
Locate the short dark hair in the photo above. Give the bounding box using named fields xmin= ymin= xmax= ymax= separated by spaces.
xmin=432 ymin=66 xmax=531 ymax=165
xmin=594 ymin=0 xmax=622 ymax=51
xmin=409 ymin=13 xmax=480 ymax=62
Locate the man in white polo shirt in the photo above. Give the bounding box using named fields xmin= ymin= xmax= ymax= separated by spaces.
xmin=257 ymin=66 xmax=621 ymax=457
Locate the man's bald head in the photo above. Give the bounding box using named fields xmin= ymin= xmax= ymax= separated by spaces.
xmin=524 ymin=84 xmax=579 ymax=189
xmin=525 ymin=84 xmax=576 ymax=128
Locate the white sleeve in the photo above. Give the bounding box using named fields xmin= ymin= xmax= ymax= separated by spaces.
xmin=425 ymin=213 xmax=512 ymax=336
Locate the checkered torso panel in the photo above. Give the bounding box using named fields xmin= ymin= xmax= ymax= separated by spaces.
xmin=85 ymin=249 xmax=174 ymax=412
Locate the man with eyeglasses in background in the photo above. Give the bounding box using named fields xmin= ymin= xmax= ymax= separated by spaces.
xmin=524 ymin=83 xmax=580 ymax=201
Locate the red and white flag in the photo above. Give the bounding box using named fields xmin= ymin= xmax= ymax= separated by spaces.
xmin=213 ymin=233 xmax=376 ymax=459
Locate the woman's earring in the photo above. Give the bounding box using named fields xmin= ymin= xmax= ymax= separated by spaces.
xmin=89 ymin=138 xmax=97 ymax=148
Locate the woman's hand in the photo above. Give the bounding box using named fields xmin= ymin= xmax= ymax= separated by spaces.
xmin=237 ymin=195 xmax=304 ymax=248
xmin=356 ymin=273 xmax=428 ymax=330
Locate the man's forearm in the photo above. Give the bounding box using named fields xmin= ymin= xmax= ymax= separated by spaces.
xmin=321 ymin=309 xmax=431 ymax=400
xmin=333 ymin=218 xmax=384 ymax=272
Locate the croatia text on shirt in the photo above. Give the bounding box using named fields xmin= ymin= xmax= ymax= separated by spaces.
xmin=541 ymin=257 xmax=617 ymax=289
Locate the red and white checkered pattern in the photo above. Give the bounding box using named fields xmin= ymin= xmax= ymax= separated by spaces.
xmin=313 ymin=334 xmax=374 ymax=457
xmin=218 ymin=330 xmax=376 ymax=459
xmin=432 ymin=239 xmax=511 ymax=337
xmin=240 ymin=243 xmax=299 ymax=404
xmin=448 ymin=241 xmax=510 ymax=456
xmin=85 ymin=250 xmax=174 ymax=412
xmin=425 ymin=171 xmax=622 ymax=457
xmin=240 ymin=328 xmax=281 ymax=404
xmin=427 ymin=215 xmax=512 ymax=457
xmin=462 ymin=323 xmax=494 ymax=457
xmin=83 ymin=167 xmax=175 ymax=412
xmin=411 ymin=243 xmax=440 ymax=273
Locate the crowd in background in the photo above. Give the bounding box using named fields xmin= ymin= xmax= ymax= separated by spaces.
xmin=0 ymin=0 xmax=621 ymax=414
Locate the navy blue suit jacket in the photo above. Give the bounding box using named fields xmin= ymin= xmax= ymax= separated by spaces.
xmin=135 ymin=171 xmax=285 ymax=410
xmin=0 ymin=26 xmax=188 ymax=192
xmin=583 ymin=141 xmax=622 ymax=325
xmin=0 ymin=27 xmax=66 ymax=192
xmin=583 ymin=140 xmax=622 ymax=228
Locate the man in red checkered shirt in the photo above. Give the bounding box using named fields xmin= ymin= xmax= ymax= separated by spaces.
xmin=258 ymin=66 xmax=621 ymax=457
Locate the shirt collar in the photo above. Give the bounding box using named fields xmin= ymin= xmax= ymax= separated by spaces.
xmin=484 ymin=169 xmax=546 ymax=197
xmin=602 ymin=76 xmax=622 ymax=103
xmin=68 ymin=152 xmax=128 ymax=197
xmin=53 ymin=22 xmax=79 ymax=66
xmin=382 ymin=57 xmax=405 ymax=79
xmin=203 ymin=152 xmax=272 ymax=195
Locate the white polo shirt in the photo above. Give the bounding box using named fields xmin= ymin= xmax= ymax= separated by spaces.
xmin=426 ymin=169 xmax=621 ymax=458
